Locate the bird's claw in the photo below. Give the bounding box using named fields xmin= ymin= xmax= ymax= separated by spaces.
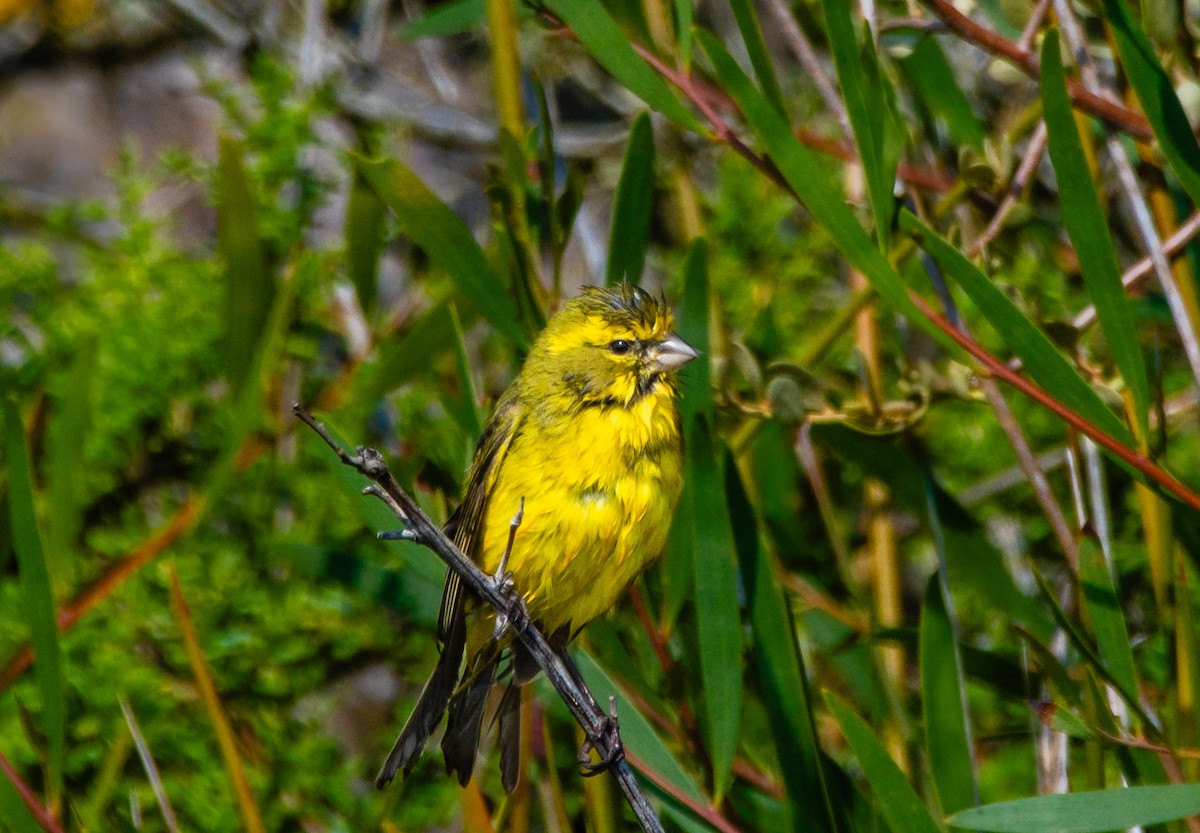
xmin=578 ymin=696 xmax=624 ymax=776
xmin=378 ymin=523 xmax=420 ymax=543
xmin=492 ymin=571 xmax=527 ymax=639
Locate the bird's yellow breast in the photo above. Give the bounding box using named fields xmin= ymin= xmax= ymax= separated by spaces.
xmin=476 ymin=387 xmax=683 ymax=635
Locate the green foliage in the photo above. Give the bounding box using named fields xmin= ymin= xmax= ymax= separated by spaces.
xmin=6 ymin=3 xmax=1200 ymax=833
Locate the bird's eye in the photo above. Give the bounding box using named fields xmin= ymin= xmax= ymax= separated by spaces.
xmin=608 ymin=339 xmax=634 ymax=355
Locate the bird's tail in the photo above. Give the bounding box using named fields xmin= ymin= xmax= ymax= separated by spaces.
xmin=441 ymin=649 xmax=498 ymax=785
xmin=374 ymin=614 xmax=466 ymax=789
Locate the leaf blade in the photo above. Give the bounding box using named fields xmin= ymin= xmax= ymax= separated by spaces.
xmin=607 ymin=113 xmax=656 ymax=286
xmin=949 ymin=784 xmax=1200 ymax=833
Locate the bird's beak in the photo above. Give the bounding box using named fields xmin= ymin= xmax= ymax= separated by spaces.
xmin=650 ymin=333 xmax=699 ymax=373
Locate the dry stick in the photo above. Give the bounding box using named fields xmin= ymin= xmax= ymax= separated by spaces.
xmin=1017 ymin=0 xmax=1053 ymax=51
xmin=0 ymin=750 xmax=66 ymax=833
xmin=967 ymin=120 xmax=1048 ymax=258
xmin=1053 ymin=0 xmax=1200 ymax=390
xmin=291 ymin=405 xmax=665 ymax=833
xmin=917 ymin=0 xmax=1153 ymax=141
xmin=761 ymin=0 xmax=850 ymax=136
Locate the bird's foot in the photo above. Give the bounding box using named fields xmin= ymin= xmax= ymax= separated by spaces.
xmin=578 ymin=696 xmax=624 ymax=777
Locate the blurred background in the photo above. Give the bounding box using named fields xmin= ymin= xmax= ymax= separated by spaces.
xmin=5 ymin=0 xmax=1200 ymax=832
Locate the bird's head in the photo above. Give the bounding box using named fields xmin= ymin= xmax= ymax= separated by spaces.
xmin=525 ymin=283 xmax=698 ymax=411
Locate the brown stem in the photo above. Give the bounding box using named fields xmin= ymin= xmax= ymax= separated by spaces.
xmin=0 ymin=750 xmax=65 ymax=833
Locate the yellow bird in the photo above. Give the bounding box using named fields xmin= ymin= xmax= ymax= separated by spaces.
xmin=376 ymin=283 xmax=697 ymax=791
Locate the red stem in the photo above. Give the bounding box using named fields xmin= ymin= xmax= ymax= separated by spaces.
xmin=0 ymin=751 xmax=65 ymax=833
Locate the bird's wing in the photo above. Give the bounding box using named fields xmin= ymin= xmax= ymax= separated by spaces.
xmin=436 ymin=389 xmax=525 ymax=645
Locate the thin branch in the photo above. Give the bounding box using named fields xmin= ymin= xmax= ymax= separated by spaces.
xmin=761 ymin=0 xmax=850 ymax=136
xmin=0 ymin=750 xmax=66 ymax=833
xmin=967 ymin=121 xmax=1048 ymax=258
xmin=917 ymin=0 xmax=1154 ymax=141
xmin=1071 ymin=209 xmax=1200 ymax=332
xmin=626 ymin=751 xmax=744 ymax=833
xmin=291 ymin=405 xmax=666 ymax=833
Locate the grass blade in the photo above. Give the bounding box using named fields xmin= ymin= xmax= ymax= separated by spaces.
xmin=899 ymin=210 xmax=1134 ymax=446
xmin=825 ymin=690 xmax=943 ymax=833
xmin=820 ymin=0 xmax=897 ymax=248
xmin=1040 ymin=29 xmax=1150 ymax=440
xmin=119 ymin=698 xmax=180 ymax=833
xmin=729 ymin=456 xmax=833 ymax=833
xmin=168 ymin=565 xmax=266 ymax=833
xmin=949 ymin=784 xmax=1200 ymax=833
xmin=357 ymin=156 xmax=530 ymax=348
xmin=606 ymin=112 xmax=656 ymax=286
xmin=216 ymin=135 xmax=273 ymax=397
xmin=1103 ymin=0 xmax=1200 ymax=208
xmin=919 ymin=572 xmax=976 ymax=815
xmin=543 ymin=0 xmax=702 ymax=132
xmin=3 ymin=399 xmax=65 ymax=807
xmin=688 ymin=417 xmax=743 ymax=801
xmin=728 ymin=0 xmax=786 ymax=117
xmin=899 ymin=36 xmax=986 ymax=150
xmin=397 ymin=0 xmax=487 ymax=39
xmin=1077 ymin=537 xmax=1138 ymax=704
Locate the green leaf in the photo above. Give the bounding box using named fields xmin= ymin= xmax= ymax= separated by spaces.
xmin=948 ymin=784 xmax=1200 ymax=833
xmin=45 ymin=337 xmax=96 ymax=593
xmin=728 ymin=0 xmax=786 ymax=117
xmin=574 ymin=649 xmax=706 ymax=803
xmin=356 ymin=156 xmax=530 ymax=348
xmin=729 ymin=457 xmax=833 ymax=833
xmin=674 ymin=0 xmax=694 ymax=68
xmin=695 ymin=30 xmax=964 ymax=360
xmin=820 ymin=3 xmax=896 ymax=248
xmin=0 ymin=772 xmax=42 ymax=833
xmin=688 ymin=417 xmax=743 ymax=801
xmin=1103 ymin=0 xmax=1200 ymax=208
xmin=899 ymin=210 xmax=1134 ymax=447
xmin=216 ymin=135 xmax=273 ymax=396
xmin=919 ymin=572 xmax=976 ymax=816
xmin=607 ymin=113 xmax=656 ymax=286
xmin=900 ymin=36 xmax=987 ymax=149
xmin=440 ymin=304 xmax=484 ymax=442
xmin=543 ymin=0 xmax=702 ymax=133
xmin=3 ymin=399 xmax=65 ymax=805
xmin=825 ymin=691 xmax=943 ymax=833
xmin=344 ymin=165 xmax=387 ymax=314
xmin=1078 ymin=537 xmax=1139 ymax=702
xmin=397 ymin=0 xmax=486 ymax=39
xmin=1040 ymin=29 xmax=1150 ymax=440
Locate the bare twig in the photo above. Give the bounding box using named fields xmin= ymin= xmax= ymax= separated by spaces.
xmin=291 ymin=405 xmax=666 ymax=833
xmin=918 ymin=0 xmax=1154 ymax=141
xmin=762 ymin=0 xmax=850 ymax=136
xmin=120 ymin=699 xmax=181 ymax=833
xmin=968 ymin=121 xmax=1048 ymax=257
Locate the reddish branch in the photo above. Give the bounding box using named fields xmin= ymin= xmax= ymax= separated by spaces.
xmin=918 ymin=0 xmax=1154 ymax=142
xmin=0 ymin=751 xmax=65 ymax=833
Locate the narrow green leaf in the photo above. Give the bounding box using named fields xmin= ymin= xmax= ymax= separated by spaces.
xmin=1040 ymin=29 xmax=1150 ymax=439
xmin=728 ymin=0 xmax=786 ymax=117
xmin=357 ymin=156 xmax=530 ymax=348
xmin=397 ymin=0 xmax=486 ymax=39
xmin=729 ymin=457 xmax=833 ymax=833
xmin=695 ymin=30 xmax=964 ymax=360
xmin=607 ymin=113 xmax=656 ymax=286
xmin=574 ymin=649 xmax=706 ymax=802
xmin=688 ymin=417 xmax=743 ymax=801
xmin=216 ymin=135 xmax=273 ymax=396
xmin=820 ymin=3 xmax=895 ymax=248
xmin=919 ymin=572 xmax=976 ymax=816
xmin=0 ymin=772 xmax=41 ymax=833
xmin=543 ymin=0 xmax=702 ymax=133
xmin=3 ymin=399 xmax=65 ymax=805
xmin=1078 ymin=537 xmax=1139 ymax=702
xmin=673 ymin=0 xmax=694 ymax=68
xmin=949 ymin=784 xmax=1200 ymax=833
xmin=900 ymin=36 xmax=987 ymax=149
xmin=899 ymin=210 xmax=1134 ymax=447
xmin=345 ymin=166 xmax=386 ymax=314
xmin=825 ymin=691 xmax=943 ymax=833
xmin=441 ymin=304 xmax=483 ymax=442
xmin=1104 ymin=0 xmax=1200 ymax=207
